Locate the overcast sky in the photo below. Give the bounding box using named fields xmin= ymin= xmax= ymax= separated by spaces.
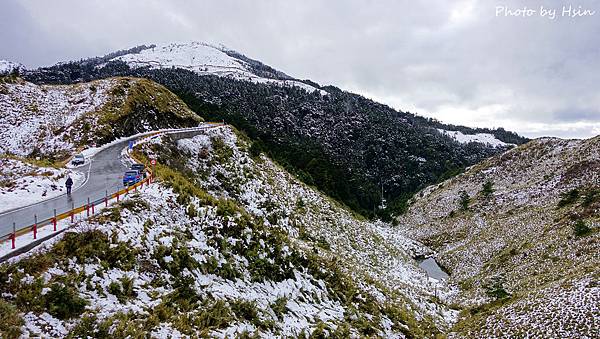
xmin=1 ymin=0 xmax=599 ymax=139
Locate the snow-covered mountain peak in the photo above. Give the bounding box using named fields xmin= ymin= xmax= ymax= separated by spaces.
xmin=114 ymin=42 xmax=247 ymax=76
xmin=110 ymin=42 xmax=327 ymax=94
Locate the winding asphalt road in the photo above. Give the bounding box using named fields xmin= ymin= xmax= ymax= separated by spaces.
xmin=0 ymin=127 xmax=217 ymax=239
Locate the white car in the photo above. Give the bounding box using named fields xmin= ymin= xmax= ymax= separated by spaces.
xmin=71 ymin=154 xmax=85 ymax=166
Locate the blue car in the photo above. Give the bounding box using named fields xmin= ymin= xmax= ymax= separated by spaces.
xmin=123 ymin=170 xmax=141 ymax=186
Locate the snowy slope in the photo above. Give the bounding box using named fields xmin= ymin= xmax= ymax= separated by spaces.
xmin=0 ymin=158 xmax=84 ymax=213
xmin=397 ymin=136 xmax=600 ymax=337
xmin=0 ymin=60 xmax=24 ymax=75
xmin=0 ymin=126 xmax=448 ymax=337
xmin=167 ymin=127 xmax=458 ymax=329
xmin=110 ymin=42 xmax=327 ymax=95
xmin=7 ymin=185 xmax=355 ymax=338
xmin=0 ymin=79 xmax=113 ymax=156
xmin=0 ymin=77 xmax=201 ymax=158
xmin=437 ymin=129 xmax=513 ymax=148
xmin=0 ymin=125 xmax=458 ymax=337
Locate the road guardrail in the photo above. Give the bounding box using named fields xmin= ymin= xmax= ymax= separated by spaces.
xmin=0 ymin=123 xmax=224 ymax=257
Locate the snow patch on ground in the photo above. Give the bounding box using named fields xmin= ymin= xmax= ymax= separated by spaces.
xmin=478 ymin=274 xmax=599 ymax=338
xmin=22 ymin=312 xmax=69 ymax=338
xmin=0 ymin=158 xmax=84 ymax=213
xmin=438 ymin=129 xmax=512 ymax=148
xmin=0 ymin=80 xmax=114 ymax=156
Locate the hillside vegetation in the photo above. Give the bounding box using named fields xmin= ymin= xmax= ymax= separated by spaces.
xmin=397 ymin=136 xmax=600 ymax=337
xmin=0 ymin=126 xmax=452 ymax=338
xmin=0 ymin=76 xmax=202 ymax=163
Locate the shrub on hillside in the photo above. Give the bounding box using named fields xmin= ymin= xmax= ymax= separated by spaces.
xmin=230 ymin=299 xmax=259 ymax=324
xmin=15 ymin=278 xmax=45 ymax=312
xmin=484 ymin=276 xmax=511 ymax=300
xmin=211 ymin=137 xmax=233 ymax=163
xmin=582 ymin=189 xmax=599 ymax=207
xmin=120 ymin=198 xmax=149 ymax=212
xmin=52 ymin=230 xmax=137 ymax=270
xmin=271 ymin=297 xmax=288 ymax=321
xmin=249 ymin=141 xmax=263 ymax=158
xmin=44 ymin=283 xmax=88 ymax=319
xmin=193 ymin=299 xmax=234 ymax=331
xmin=558 ymin=188 xmax=580 ymax=207
xmin=459 ymin=190 xmax=470 ymax=211
xmin=573 ymin=220 xmax=592 ymax=237
xmin=187 ymin=203 xmax=198 ymax=218
xmin=108 ymin=277 xmax=137 ymax=303
xmin=481 ymin=180 xmax=494 ymax=198
xmin=0 ymin=299 xmax=23 ymax=339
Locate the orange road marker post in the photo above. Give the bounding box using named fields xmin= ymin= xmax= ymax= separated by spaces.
xmin=151 ymin=159 xmax=157 ymax=185
xmin=53 ymin=209 xmax=57 ymax=231
xmin=86 ymin=198 xmax=90 ymax=217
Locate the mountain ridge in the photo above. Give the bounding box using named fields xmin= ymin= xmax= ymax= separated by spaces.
xmin=22 ymin=41 xmax=525 ymax=144
xmin=22 ymin=41 xmax=529 ymax=218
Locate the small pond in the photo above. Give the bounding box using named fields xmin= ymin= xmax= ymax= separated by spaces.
xmin=417 ymin=257 xmax=449 ymax=280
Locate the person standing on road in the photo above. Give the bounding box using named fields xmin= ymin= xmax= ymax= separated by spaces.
xmin=65 ymin=175 xmax=73 ymax=195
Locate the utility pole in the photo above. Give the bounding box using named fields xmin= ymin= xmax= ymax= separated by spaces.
xmin=379 ymin=181 xmax=387 ymax=210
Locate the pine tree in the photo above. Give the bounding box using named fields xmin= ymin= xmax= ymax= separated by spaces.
xmin=482 ymin=180 xmax=494 ymax=197
xmin=573 ymin=220 xmax=591 ymax=237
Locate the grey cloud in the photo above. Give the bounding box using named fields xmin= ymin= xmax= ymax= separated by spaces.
xmin=552 ymin=108 xmax=600 ymax=122
xmin=0 ymin=0 xmax=598 ymax=138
